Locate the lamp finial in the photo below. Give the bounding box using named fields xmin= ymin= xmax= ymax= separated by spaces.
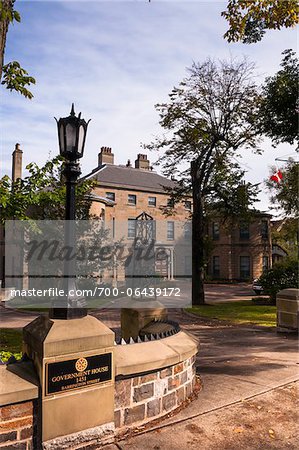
xmin=70 ymin=103 xmax=75 ymax=116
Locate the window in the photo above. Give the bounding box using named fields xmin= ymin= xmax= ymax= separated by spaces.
xmin=212 ymin=256 xmax=220 ymax=277
xmin=185 ymin=201 xmax=192 ymax=210
xmin=184 ymin=222 xmax=192 ymax=240
xmin=148 ymin=196 xmax=156 ymax=207
xmin=261 ymin=220 xmax=269 ymax=239
xmin=262 ymin=256 xmax=269 ymax=272
xmin=128 ymin=219 xmax=136 ymax=238
xmin=152 ymin=221 xmax=157 ymax=239
xmin=239 ymin=222 xmax=250 ymax=240
xmin=240 ymin=256 xmax=250 ymax=278
xmin=128 ymin=194 xmax=137 ymax=205
xmin=106 ymin=192 xmax=115 ymax=201
xmin=167 ymin=221 xmax=175 ymax=240
xmin=167 ymin=198 xmax=174 ymax=207
xmin=212 ymin=222 xmax=220 ymax=240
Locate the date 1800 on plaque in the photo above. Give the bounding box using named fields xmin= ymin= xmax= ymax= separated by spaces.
xmin=46 ymin=353 xmax=112 ymax=395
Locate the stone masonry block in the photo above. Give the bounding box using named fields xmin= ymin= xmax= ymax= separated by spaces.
xmin=115 ymin=379 xmax=132 ymax=408
xmin=114 ymin=410 xmax=121 ymax=429
xmin=132 ymin=377 xmax=139 ymax=386
xmin=159 ymin=367 xmax=172 ymax=378
xmin=0 ymin=443 xmax=27 ymax=450
xmin=180 ymin=371 xmax=187 ymax=384
xmin=0 ymin=431 xmax=17 ymax=443
xmin=133 ymin=384 xmax=154 ymax=403
xmin=0 ymin=402 xmax=33 ymax=421
xmin=0 ymin=417 xmax=33 ymax=432
xmin=185 ymin=382 xmax=192 ymax=398
xmin=19 ymin=426 xmax=33 ymax=440
xmin=140 ymin=373 xmax=157 ymax=384
xmin=147 ymin=399 xmax=161 ymax=418
xmin=124 ymin=405 xmax=145 ymax=425
xmin=173 ymin=363 xmax=184 ymax=374
xmin=176 ymin=386 xmax=185 ymax=404
xmin=187 ymin=366 xmax=193 ymax=381
xmin=154 ymin=378 xmax=168 ymax=397
xmin=168 ymin=375 xmax=180 ymax=391
xmin=162 ymin=392 xmax=176 ymax=412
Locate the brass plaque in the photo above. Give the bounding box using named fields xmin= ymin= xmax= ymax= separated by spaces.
xmin=45 ymin=353 xmax=112 ymax=395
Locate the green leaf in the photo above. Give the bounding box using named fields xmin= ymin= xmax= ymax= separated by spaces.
xmin=13 ymin=9 xmax=21 ymax=22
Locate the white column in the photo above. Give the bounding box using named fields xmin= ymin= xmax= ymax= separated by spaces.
xmin=170 ymin=248 xmax=174 ymax=280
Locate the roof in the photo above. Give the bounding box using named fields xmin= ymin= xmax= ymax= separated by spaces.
xmin=272 ymin=244 xmax=288 ymax=257
xmin=83 ymin=164 xmax=175 ymax=194
xmin=85 ymin=193 xmax=116 ymax=206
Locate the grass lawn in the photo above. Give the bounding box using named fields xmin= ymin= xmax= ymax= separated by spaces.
xmin=186 ymin=301 xmax=276 ymax=327
xmin=0 ymin=328 xmax=23 ymax=353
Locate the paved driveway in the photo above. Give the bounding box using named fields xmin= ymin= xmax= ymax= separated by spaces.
xmin=204 ymin=283 xmax=255 ymax=303
xmin=113 ymin=311 xmax=299 ymax=450
xmin=1 ymin=296 xmax=298 ymax=449
xmin=0 ymin=283 xmax=255 ymax=328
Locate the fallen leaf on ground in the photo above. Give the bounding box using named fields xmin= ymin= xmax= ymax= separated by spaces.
xmin=268 ymin=429 xmax=276 ymax=439
xmin=233 ymin=427 xmax=244 ymax=433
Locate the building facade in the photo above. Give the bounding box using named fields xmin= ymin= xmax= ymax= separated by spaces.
xmin=0 ymin=144 xmax=274 ymax=289
xmin=86 ymin=147 xmax=272 ymax=282
xmin=206 ymin=215 xmax=272 ymax=281
xmin=84 ymin=147 xmax=192 ymax=281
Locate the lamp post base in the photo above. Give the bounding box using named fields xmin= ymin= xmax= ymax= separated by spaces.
xmin=23 ymin=314 xmax=115 ymax=445
xmin=49 ymin=307 xmax=87 ymax=320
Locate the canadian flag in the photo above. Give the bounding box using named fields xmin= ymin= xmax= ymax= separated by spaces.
xmin=270 ymin=169 xmax=283 ymax=183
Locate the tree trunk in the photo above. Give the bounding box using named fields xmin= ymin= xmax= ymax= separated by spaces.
xmin=191 ymin=160 xmax=205 ymax=305
xmin=0 ymin=0 xmax=13 ymax=81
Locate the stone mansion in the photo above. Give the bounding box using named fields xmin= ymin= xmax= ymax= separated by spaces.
xmin=0 ymin=144 xmax=275 ymax=288
xmin=84 ymin=146 xmax=272 ymax=282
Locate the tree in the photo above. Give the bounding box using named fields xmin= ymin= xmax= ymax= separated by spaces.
xmin=222 ymin=1 xmax=299 ymax=44
xmin=0 ymin=156 xmax=95 ymax=223
xmin=0 ymin=156 xmax=121 ymax=297
xmin=259 ymin=49 xmax=299 ymax=147
xmin=266 ymin=158 xmax=299 ymax=218
xmin=0 ymin=0 xmax=35 ymax=98
xmin=146 ymin=58 xmax=261 ymax=305
xmin=271 ymin=217 xmax=298 ymax=260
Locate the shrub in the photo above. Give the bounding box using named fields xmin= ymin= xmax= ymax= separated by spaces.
xmin=0 ymin=351 xmax=22 ymax=363
xmin=259 ymin=258 xmax=298 ymax=304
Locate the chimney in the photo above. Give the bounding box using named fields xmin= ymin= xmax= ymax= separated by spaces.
xmin=135 ymin=154 xmax=150 ymax=170
xmin=12 ymin=143 xmax=23 ymax=182
xmin=98 ymin=147 xmax=114 ymax=166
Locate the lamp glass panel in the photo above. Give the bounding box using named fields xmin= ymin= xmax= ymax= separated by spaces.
xmin=59 ymin=123 xmax=65 ymax=153
xmin=65 ymin=123 xmax=77 ymax=151
xmin=78 ymin=125 xmax=85 ymax=154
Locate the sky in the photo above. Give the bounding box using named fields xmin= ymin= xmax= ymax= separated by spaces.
xmin=1 ymin=1 xmax=297 ymax=213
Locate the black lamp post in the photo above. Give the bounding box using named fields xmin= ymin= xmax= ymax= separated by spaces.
xmin=49 ymin=104 xmax=90 ymax=320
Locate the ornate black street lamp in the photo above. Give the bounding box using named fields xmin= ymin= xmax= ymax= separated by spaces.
xmin=50 ymin=104 xmax=90 ymax=319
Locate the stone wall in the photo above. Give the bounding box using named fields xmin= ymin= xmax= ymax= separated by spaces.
xmin=1 ymin=330 xmax=198 ymax=447
xmin=0 ymin=400 xmax=37 ymax=449
xmin=277 ymin=288 xmax=299 ymax=331
xmin=114 ymin=355 xmax=197 ymax=430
